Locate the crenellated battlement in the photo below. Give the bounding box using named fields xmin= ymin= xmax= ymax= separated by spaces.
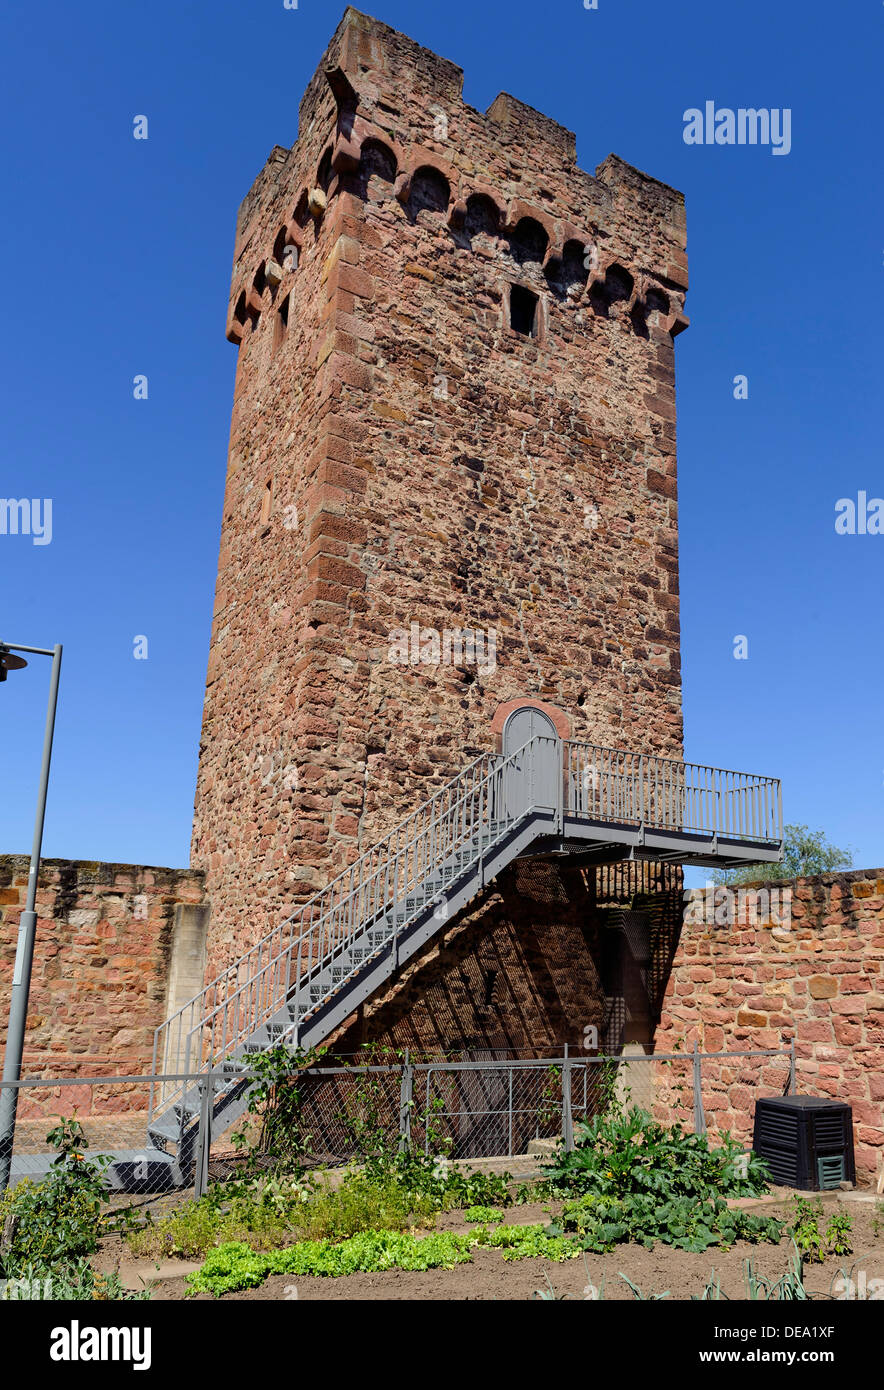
xmin=225 ymin=8 xmax=687 ymax=348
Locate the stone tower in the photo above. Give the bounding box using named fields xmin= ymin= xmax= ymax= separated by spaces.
xmin=191 ymin=9 xmax=689 ymax=1053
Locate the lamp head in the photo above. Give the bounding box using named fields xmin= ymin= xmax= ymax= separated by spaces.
xmin=0 ymin=647 xmax=28 ymax=682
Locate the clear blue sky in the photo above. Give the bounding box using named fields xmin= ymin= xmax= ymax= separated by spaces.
xmin=1 ymin=0 xmax=881 ymax=873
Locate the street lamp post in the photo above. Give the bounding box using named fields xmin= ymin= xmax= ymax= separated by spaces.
xmin=0 ymin=641 xmax=63 ymax=1192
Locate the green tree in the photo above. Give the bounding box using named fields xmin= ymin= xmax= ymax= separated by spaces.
xmin=709 ymin=823 xmax=853 ymax=887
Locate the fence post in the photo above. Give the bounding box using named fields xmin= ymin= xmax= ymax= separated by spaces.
xmin=193 ymin=1078 xmax=212 ymax=1200
xmin=562 ymin=1043 xmax=574 ymax=1152
xmin=692 ymin=1042 xmax=706 ymax=1135
xmin=398 ymin=1049 xmax=413 ymax=1153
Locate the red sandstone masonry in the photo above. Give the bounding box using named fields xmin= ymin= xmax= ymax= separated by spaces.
xmin=192 ymin=8 xmax=689 ymax=978
xmin=331 ymin=861 xmax=682 ymax=1059
xmin=655 ymin=868 xmax=884 ymax=1182
xmin=0 ymin=856 xmax=206 ymax=1116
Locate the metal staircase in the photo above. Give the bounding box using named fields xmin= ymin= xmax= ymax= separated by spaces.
xmin=147 ymin=735 xmax=782 ymax=1164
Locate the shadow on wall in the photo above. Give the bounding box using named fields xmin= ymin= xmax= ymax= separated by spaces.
xmin=330 ymin=858 xmax=684 ymax=1058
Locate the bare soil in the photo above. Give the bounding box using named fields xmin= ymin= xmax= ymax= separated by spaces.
xmin=105 ymin=1194 xmax=884 ymax=1303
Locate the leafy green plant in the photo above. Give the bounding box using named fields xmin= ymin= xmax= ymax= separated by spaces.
xmin=824 ymin=1210 xmax=853 ymax=1257
xmin=418 ymin=1093 xmax=455 ymax=1160
xmin=362 ymin=1147 xmax=511 ymax=1211
xmin=230 ymin=1043 xmax=326 ymax=1172
xmin=514 ymin=1180 xmax=551 ymax=1204
xmin=464 ymin=1205 xmax=504 ymax=1224
xmin=295 ymin=1173 xmax=437 ymax=1241
xmin=591 ymin=1055 xmax=622 ymax=1116
xmin=790 ymin=1197 xmax=827 ymax=1264
xmin=541 ymin=1094 xmax=783 ymax=1256
xmin=186 ymin=1230 xmax=477 ymax=1294
xmin=335 ymin=1043 xmax=404 ymax=1160
xmin=558 ymin=1190 xmax=782 ymax=1254
xmin=475 ymin=1223 xmax=577 ymax=1263
xmin=544 ymin=1103 xmax=772 ymax=1203
xmin=1 ymin=1259 xmax=151 ymax=1301
xmin=186 ymin=1219 xmax=591 ymax=1295
xmin=127 ymin=1191 xmax=290 ymax=1260
xmin=128 ymin=1169 xmax=438 ymax=1260
xmin=187 ymin=1198 xmax=801 ymax=1298
xmin=0 ymin=1118 xmax=112 ymax=1277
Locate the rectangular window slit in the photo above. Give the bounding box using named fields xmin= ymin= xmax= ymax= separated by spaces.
xmin=260 ymin=477 xmax=274 ymax=528
xmin=510 ymin=284 xmax=539 ymax=337
xmin=274 ymin=292 xmax=291 ymax=351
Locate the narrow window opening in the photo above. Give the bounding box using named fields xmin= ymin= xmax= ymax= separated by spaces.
xmin=273 ymin=292 xmax=290 ymax=352
xmin=260 ymin=477 xmax=274 ymax=529
xmin=510 ymin=284 xmax=539 ymax=337
xmin=483 ymin=969 xmax=497 ymax=1008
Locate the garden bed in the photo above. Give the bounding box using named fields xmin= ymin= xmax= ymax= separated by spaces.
xmin=136 ymin=1197 xmax=883 ymax=1302
xmin=6 ymin=1063 xmax=880 ymax=1305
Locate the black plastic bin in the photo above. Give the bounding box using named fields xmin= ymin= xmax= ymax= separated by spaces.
xmin=752 ymin=1095 xmax=855 ymax=1190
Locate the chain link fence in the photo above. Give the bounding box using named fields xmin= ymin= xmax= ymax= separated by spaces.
xmin=686 ymin=1047 xmax=795 ymax=1151
xmin=2 ymin=1076 xmax=178 ymax=1201
xmin=1 ymin=1045 xmax=796 ymax=1200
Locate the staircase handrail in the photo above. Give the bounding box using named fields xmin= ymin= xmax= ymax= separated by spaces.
xmin=149 ymin=736 xmax=551 ymax=1123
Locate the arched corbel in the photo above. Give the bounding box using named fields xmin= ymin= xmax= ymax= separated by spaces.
xmin=404 ymin=150 xmax=456 ymax=186
xmin=502 ymin=198 xmax=556 ymax=245
xmin=667 ymin=307 xmax=690 ymax=336
xmin=448 ymin=196 xmax=467 ymax=230
xmin=334 ymin=119 xmax=404 ymax=181
xmin=546 ymin=221 xmax=583 ymax=273
xmin=325 ymin=64 xmax=359 ymax=111
xmin=627 ymin=275 xmax=649 ymax=315
xmin=585 ymin=249 xmax=616 ymax=294
xmin=332 ymin=132 xmax=361 ymax=175
xmin=462 ymin=184 xmax=505 ymax=236
xmin=226 ymin=288 xmax=249 ymax=345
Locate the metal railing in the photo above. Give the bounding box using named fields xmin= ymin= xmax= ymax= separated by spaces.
xmin=150 ymin=737 xmax=552 ymax=1129
xmin=150 ymin=737 xmax=782 ymax=1139
xmin=417 ymin=1045 xmax=795 ymax=1158
xmin=564 ymin=741 xmax=782 ymax=844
